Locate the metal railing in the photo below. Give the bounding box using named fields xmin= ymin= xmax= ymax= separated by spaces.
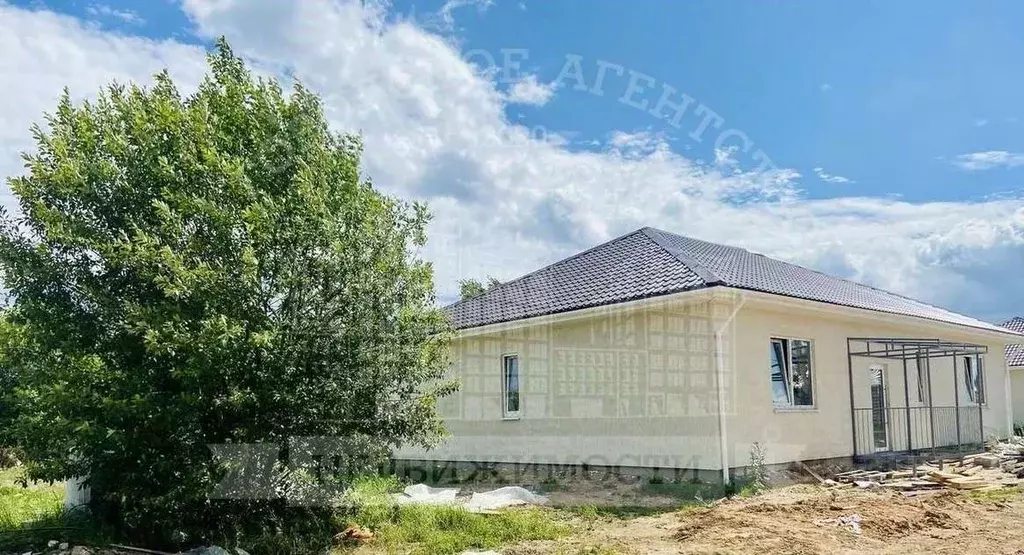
xmin=853 ymin=406 xmax=983 ymax=457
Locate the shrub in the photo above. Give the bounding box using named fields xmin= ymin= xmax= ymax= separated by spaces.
xmin=0 ymin=40 xmax=454 ymax=549
xmin=746 ymin=441 xmax=769 ymax=493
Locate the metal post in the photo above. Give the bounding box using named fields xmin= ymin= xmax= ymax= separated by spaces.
xmin=847 ymin=339 xmax=858 ymax=457
xmin=926 ymin=356 xmax=936 ymax=458
xmin=953 ymin=355 xmax=961 ymax=450
xmin=903 ymin=357 xmax=912 ymax=453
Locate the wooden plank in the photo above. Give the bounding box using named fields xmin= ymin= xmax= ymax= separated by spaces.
xmin=961 ymin=465 xmax=984 ymax=476
xmin=881 ymin=482 xmax=919 ymax=490
xmin=947 ymin=480 xmax=990 ymax=490
xmin=797 ymin=461 xmax=825 ymax=484
xmin=942 ymin=479 xmax=991 ymax=491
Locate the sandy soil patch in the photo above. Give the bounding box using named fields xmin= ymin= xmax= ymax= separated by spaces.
xmin=511 ymin=484 xmax=1024 ymax=555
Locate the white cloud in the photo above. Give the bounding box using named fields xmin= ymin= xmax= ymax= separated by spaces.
xmin=974 ymin=118 xmax=989 ymax=127
xmin=505 ymin=74 xmax=556 ymax=106
xmin=85 ymin=3 xmax=144 ymax=24
xmin=0 ymin=3 xmax=207 ymax=210
xmin=2 ymin=0 xmax=1023 ymax=322
xmin=819 ymin=83 xmax=831 ymax=92
xmin=953 ymin=150 xmax=1024 ymax=171
xmin=812 ymin=167 xmax=853 ymax=184
xmin=437 ymin=0 xmax=494 ymax=29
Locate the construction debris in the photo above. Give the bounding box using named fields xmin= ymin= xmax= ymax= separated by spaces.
xmin=336 ymin=524 xmax=374 ymax=544
xmin=813 ymin=513 xmax=862 ymax=535
xmin=796 ymin=461 xmax=826 ymax=484
xmin=833 ymin=439 xmax=1024 ymax=494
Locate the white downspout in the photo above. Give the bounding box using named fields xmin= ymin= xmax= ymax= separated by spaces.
xmin=714 ymin=292 xmax=746 ymax=484
xmin=1005 ymin=357 xmax=1014 ymax=438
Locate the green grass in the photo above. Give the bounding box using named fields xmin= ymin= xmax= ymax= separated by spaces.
xmin=967 ymin=485 xmax=1023 ymax=503
xmin=338 ymin=474 xmax=571 ymax=554
xmin=0 ymin=466 xmax=69 ymax=551
xmin=351 ymin=505 xmax=571 ymax=554
xmin=639 ymin=480 xmax=725 ymax=502
xmin=0 ymin=467 xmax=111 ymax=552
xmin=0 ymin=466 xmax=64 ymax=529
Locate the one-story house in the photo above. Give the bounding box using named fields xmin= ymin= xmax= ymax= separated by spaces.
xmin=1003 ymin=317 xmax=1024 ymax=430
xmin=396 ymin=227 xmax=1023 ymax=481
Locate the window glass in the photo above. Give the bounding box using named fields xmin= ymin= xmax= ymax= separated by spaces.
xmin=963 ymin=355 xmax=985 ymax=404
xmin=916 ymin=355 xmax=929 ymax=404
xmin=768 ymin=338 xmax=813 ymax=407
xmin=769 ymin=340 xmax=790 ymax=405
xmin=790 ymin=340 xmax=813 ymax=406
xmin=976 ymin=357 xmax=985 ymax=404
xmin=503 ymin=355 xmax=520 ymax=416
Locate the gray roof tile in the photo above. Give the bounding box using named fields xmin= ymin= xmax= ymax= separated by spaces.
xmin=1003 ymin=317 xmax=1024 ymax=367
xmin=446 ymin=227 xmax=1011 ymax=334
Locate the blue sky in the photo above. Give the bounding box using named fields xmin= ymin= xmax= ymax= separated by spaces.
xmin=30 ymin=0 xmax=1024 ymax=201
xmin=2 ymin=0 xmax=1023 ymax=322
xmin=436 ymin=0 xmax=1024 ymax=201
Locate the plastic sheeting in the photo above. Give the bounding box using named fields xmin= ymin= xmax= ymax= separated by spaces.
xmin=390 ymin=483 xmax=548 ymax=512
xmin=463 ymin=486 xmax=548 ymax=512
xmin=392 ymin=483 xmax=460 ymax=505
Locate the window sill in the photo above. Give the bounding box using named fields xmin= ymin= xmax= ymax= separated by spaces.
xmin=501 ymin=416 xmax=521 ymax=421
xmin=773 ymin=406 xmax=818 ymax=413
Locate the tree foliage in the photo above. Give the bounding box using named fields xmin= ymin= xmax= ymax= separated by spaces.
xmin=458 ymin=279 xmax=486 ymax=300
xmin=0 ymin=312 xmax=21 ymax=450
xmin=0 ymin=39 xmax=454 ymax=547
xmin=458 ymin=276 xmax=501 ymax=300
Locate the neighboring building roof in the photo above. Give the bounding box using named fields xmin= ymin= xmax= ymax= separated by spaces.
xmin=1003 ymin=317 xmax=1024 ymax=367
xmin=445 ymin=227 xmax=1011 ymax=334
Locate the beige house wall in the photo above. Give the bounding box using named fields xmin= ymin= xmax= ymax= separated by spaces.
xmin=728 ymin=300 xmax=1011 ymax=468
xmin=395 ymin=293 xmax=728 ymax=470
xmin=1011 ymin=368 xmax=1024 ymax=429
xmin=396 ymin=289 xmax=1015 ymax=472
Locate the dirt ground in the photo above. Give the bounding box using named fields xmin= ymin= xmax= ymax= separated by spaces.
xmin=511 ymin=484 xmax=1024 ymax=555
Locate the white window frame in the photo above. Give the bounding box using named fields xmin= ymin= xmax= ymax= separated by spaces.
xmin=962 ymin=354 xmax=986 ymax=405
xmin=501 ymin=353 xmax=521 ymax=420
xmin=769 ymin=337 xmax=815 ymax=410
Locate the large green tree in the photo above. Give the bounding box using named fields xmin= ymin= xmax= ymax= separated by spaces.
xmin=0 ymin=311 xmax=20 ymax=452
xmin=0 ymin=40 xmax=454 ymax=546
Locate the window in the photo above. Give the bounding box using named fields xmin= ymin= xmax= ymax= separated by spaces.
xmin=916 ymin=355 xmax=930 ymax=404
xmin=502 ymin=355 xmax=520 ymax=418
xmin=769 ymin=338 xmax=813 ymax=407
xmin=963 ymin=355 xmax=985 ymax=405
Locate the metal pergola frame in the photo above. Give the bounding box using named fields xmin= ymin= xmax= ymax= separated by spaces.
xmin=846 ymin=337 xmax=988 ymax=458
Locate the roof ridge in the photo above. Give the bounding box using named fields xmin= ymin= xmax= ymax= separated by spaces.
xmin=639 ymin=227 xmax=724 ymax=286
xmin=444 ymin=227 xmax=651 ymax=310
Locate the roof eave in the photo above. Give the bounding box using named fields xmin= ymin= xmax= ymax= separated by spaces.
xmin=737 ymin=288 xmax=1021 ymax=341
xmin=452 ymin=286 xmax=721 ymax=338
